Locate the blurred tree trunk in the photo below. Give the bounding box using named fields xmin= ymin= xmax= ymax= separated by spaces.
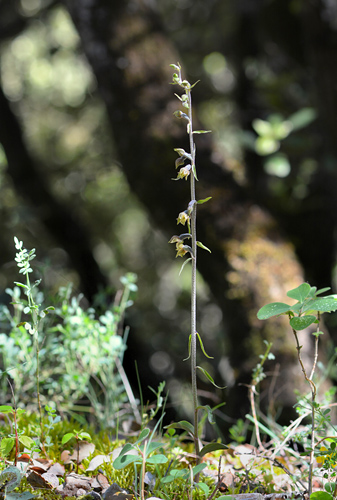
xmin=64 ymin=0 xmax=325 ymax=422
xmin=0 ymin=84 xmax=107 ymax=301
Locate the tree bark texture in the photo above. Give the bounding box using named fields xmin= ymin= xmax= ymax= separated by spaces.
xmin=63 ymin=0 xmax=322 ymax=419
xmin=0 ymin=84 xmax=107 ymax=301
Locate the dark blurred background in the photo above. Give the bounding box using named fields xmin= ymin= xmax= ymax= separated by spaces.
xmin=1 ymin=0 xmax=337 ymax=436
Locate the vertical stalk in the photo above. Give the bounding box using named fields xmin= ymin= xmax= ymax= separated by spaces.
xmin=187 ymin=87 xmax=199 ymax=460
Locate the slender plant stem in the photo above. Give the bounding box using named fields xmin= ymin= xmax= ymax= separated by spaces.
xmin=187 ymin=86 xmax=199 ymax=461
xmin=292 ymin=325 xmax=317 ymax=496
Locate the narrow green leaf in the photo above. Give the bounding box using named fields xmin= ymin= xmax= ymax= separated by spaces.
xmin=179 ymin=257 xmax=192 ymax=276
xmin=290 ymin=315 xmax=317 ymax=331
xmin=192 ymin=163 xmax=199 ymax=181
xmin=257 ymin=302 xmax=291 ymax=320
xmin=197 ymin=197 xmax=212 ymax=204
xmin=196 ymin=332 xmax=213 ymax=359
xmin=193 ymin=130 xmax=212 ymax=134
xmin=199 ymin=442 xmax=228 ymax=457
xmin=287 ymin=283 xmax=311 ymax=302
xmin=183 ymin=334 xmax=192 ymax=361
xmin=197 ymin=366 xmax=226 ymax=389
xmin=197 ymin=241 xmax=211 ymax=253
xmin=316 ymin=287 xmax=331 ymax=296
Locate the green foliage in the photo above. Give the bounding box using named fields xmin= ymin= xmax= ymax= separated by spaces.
xmin=257 ymin=282 xmax=337 ymax=495
xmin=0 ymin=239 xmax=137 ymax=430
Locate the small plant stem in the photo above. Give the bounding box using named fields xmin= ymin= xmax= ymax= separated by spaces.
xmin=141 ymin=440 xmax=147 ymax=500
xmin=249 ymin=385 xmax=264 ymax=450
xmin=187 ymin=86 xmax=200 ymax=464
xmin=8 ymin=380 xmax=19 ymax=466
xmin=291 ymin=325 xmax=317 ymax=496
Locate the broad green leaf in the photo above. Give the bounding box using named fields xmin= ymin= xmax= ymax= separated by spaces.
xmin=287 ymin=283 xmax=311 ymax=302
xmin=118 ymin=443 xmax=134 ymax=456
xmin=19 ymin=435 xmax=35 ymax=449
xmin=0 ymin=466 xmax=21 ymax=492
xmin=134 ymin=427 xmax=150 ymax=445
xmin=310 ymin=492 xmax=333 ymax=500
xmin=290 ymin=315 xmax=317 ymax=331
xmin=303 ymin=297 xmax=337 ymax=313
xmin=0 ymin=437 xmax=15 ymax=456
xmin=7 ymin=492 xmax=36 ymax=500
xmin=113 ymin=453 xmax=142 ymax=469
xmin=197 ymin=366 xmax=225 ymax=389
xmin=197 ymin=241 xmax=211 ymax=253
xmin=145 ymin=454 xmax=168 ymax=464
xmin=257 ymin=302 xmax=291 ymax=320
xmin=140 ymin=442 xmax=163 ymax=455
xmin=199 ymin=442 xmax=228 ymax=457
xmin=196 ymin=482 xmax=209 ymax=496
xmin=61 ymin=432 xmax=74 ymax=444
xmin=252 ymin=118 xmax=273 ymax=137
xmin=255 ymin=136 xmax=279 ymax=155
xmin=0 ymin=405 xmax=14 ymax=414
xmin=165 ymin=420 xmax=194 ymax=435
xmin=192 ymin=463 xmax=207 ymax=476
xmin=288 ymin=107 xmax=317 ymax=131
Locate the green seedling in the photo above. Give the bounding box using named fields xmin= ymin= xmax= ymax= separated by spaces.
xmin=61 ymin=429 xmax=92 ymax=473
xmin=113 ymin=418 xmax=168 ymax=500
xmin=0 ymin=406 xmax=35 ymax=464
xmin=168 ymin=62 xmax=227 ymax=472
xmin=257 ymin=282 xmax=337 ymax=496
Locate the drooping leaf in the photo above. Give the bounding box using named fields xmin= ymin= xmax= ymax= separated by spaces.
xmin=165 ymin=420 xmax=194 ymax=436
xmin=179 ymin=257 xmax=192 ymax=276
xmin=290 ymin=315 xmax=317 ymax=331
xmin=287 ymin=283 xmax=311 ymax=302
xmin=199 ymin=442 xmax=228 ymax=458
xmin=257 ymin=302 xmax=291 ymax=320
xmin=197 ymin=366 xmax=226 ymax=389
xmin=196 ymin=332 xmax=213 ymax=359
